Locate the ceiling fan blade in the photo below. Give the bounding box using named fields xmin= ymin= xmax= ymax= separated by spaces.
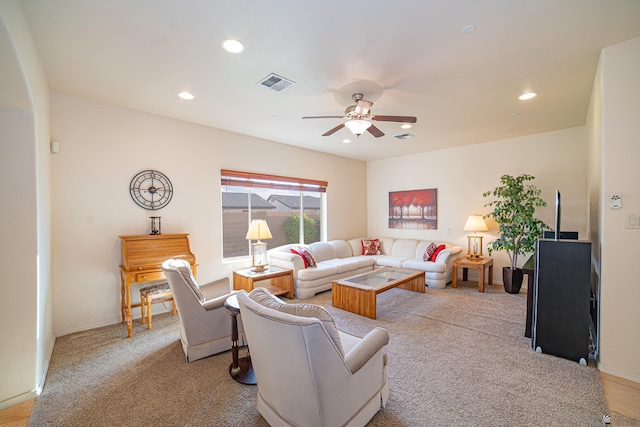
xmin=302 ymin=116 xmax=345 ymax=119
xmin=371 ymin=115 xmax=417 ymax=123
xmin=322 ymin=123 xmax=345 ymax=136
xmin=367 ymin=125 xmax=385 ymax=138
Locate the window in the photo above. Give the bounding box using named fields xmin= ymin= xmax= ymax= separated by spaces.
xmin=221 ymin=170 xmax=327 ymax=259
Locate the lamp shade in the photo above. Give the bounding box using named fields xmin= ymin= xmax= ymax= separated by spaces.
xmin=245 ymin=219 xmax=272 ymax=241
xmin=463 ymin=215 xmax=488 ymax=232
xmin=344 ymin=119 xmax=372 ymax=136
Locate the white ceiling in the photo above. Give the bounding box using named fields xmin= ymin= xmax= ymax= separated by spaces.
xmin=20 ymin=0 xmax=640 ymax=161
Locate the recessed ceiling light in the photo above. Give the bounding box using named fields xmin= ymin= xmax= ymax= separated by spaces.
xmin=518 ymin=92 xmax=537 ymax=101
xmin=178 ymin=91 xmax=194 ymax=100
xmin=462 ymin=24 xmax=476 ymax=34
xmin=400 ymin=124 xmax=412 ymax=129
xmin=222 ymin=39 xmax=244 ymax=53
xmin=342 ymin=139 xmax=352 ymax=144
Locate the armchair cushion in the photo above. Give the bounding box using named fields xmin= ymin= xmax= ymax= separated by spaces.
xmin=249 ymin=288 xmax=344 ymax=355
xmin=173 ymin=261 xmax=205 ymax=302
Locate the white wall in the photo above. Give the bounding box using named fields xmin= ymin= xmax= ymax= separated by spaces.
xmin=598 ymin=36 xmax=640 ymax=382
xmin=0 ymin=0 xmax=53 ymax=409
xmin=50 ymin=93 xmax=368 ymax=335
xmin=367 ymin=126 xmax=588 ymax=281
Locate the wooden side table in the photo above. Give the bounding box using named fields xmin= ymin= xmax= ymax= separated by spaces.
xmin=233 ymin=265 xmax=295 ymax=299
xmin=452 ymin=257 xmax=494 ymax=292
xmin=224 ymin=294 xmax=256 ymax=385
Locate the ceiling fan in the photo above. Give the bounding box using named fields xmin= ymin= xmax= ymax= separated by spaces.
xmin=302 ymin=93 xmax=417 ymax=138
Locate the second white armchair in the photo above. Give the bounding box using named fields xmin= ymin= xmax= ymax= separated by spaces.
xmin=162 ymin=258 xmax=243 ymax=362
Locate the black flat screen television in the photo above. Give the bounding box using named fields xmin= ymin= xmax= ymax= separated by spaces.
xmin=543 ymin=231 xmax=579 ymax=240
xmin=545 ymin=190 xmax=578 ymax=240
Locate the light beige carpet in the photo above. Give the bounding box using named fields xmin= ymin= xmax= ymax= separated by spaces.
xmin=29 ymin=281 xmax=634 ymax=426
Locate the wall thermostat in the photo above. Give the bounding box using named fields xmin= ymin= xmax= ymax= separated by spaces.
xmin=609 ymin=193 xmax=622 ymax=209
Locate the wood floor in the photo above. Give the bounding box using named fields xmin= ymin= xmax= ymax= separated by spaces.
xmin=0 ymin=399 xmax=33 ymax=427
xmin=1 ymin=374 xmax=638 ymax=425
xmin=600 ymin=372 xmax=640 ymax=423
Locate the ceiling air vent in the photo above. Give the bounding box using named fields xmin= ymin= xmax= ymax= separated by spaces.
xmin=394 ymin=133 xmax=415 ymax=140
xmin=258 ymin=73 xmax=295 ymax=92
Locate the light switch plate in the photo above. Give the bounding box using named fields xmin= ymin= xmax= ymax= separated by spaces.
xmin=625 ymin=214 xmax=640 ymax=229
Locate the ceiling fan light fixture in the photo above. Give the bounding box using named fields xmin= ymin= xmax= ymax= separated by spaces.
xmin=345 ymin=119 xmax=372 ymax=136
xmin=355 ymin=100 xmax=373 ymax=116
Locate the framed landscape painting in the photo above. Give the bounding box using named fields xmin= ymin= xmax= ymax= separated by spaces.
xmin=389 ymin=188 xmax=437 ymax=229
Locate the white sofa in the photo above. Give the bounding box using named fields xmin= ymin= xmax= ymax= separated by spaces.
xmin=268 ymin=237 xmax=463 ymax=299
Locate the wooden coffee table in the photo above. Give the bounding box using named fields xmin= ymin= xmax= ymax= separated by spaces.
xmin=332 ymin=268 xmax=425 ymax=319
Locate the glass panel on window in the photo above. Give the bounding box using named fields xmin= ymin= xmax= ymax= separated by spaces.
xmin=221 ymin=172 xmax=326 ymax=260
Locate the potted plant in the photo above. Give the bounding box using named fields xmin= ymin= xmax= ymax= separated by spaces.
xmin=483 ymin=174 xmax=549 ymax=294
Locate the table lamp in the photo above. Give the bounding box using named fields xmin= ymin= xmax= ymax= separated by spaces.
xmin=464 ymin=215 xmax=488 ymax=259
xmin=245 ymin=219 xmax=273 ymax=272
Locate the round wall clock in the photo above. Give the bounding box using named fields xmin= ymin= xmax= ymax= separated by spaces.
xmin=129 ymin=169 xmax=173 ymax=210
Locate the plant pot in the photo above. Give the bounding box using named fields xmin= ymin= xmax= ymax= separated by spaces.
xmin=502 ymin=267 xmax=523 ymax=294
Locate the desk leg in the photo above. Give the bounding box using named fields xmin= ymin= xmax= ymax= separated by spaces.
xmin=126 ymin=282 xmax=132 ymax=338
xmin=478 ymin=266 xmax=485 ymax=293
xmin=120 ymin=274 xmax=126 ymax=324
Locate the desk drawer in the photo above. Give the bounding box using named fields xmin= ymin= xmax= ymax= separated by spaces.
xmin=136 ymin=272 xmax=165 ymax=282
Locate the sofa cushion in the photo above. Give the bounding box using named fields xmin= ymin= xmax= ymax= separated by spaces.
xmin=323 ymin=258 xmax=360 ymax=274
xmin=328 ymin=240 xmax=354 ymax=259
xmin=298 ymin=263 xmax=339 ymax=281
xmin=401 ymin=258 xmax=446 ymax=273
xmin=248 ymin=288 xmax=344 ymax=355
xmin=430 ymin=244 xmax=446 ymax=261
xmin=308 ymin=242 xmax=336 ymax=263
xmin=423 ymin=242 xmax=437 ymax=261
xmin=361 ymin=238 xmax=382 ymax=255
xmin=349 ymin=255 xmax=378 ymax=269
xmin=390 ymin=239 xmax=420 ymax=258
xmin=376 ymin=256 xmax=406 ymax=268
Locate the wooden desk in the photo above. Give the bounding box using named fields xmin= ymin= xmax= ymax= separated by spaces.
xmin=233 ymin=266 xmax=294 ymax=299
xmin=119 ymin=234 xmax=196 ymax=338
xmin=452 ymin=257 xmax=493 ymax=292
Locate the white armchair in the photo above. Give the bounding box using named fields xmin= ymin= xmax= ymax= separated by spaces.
xmin=162 ymin=259 xmax=243 ymax=362
xmin=236 ymin=288 xmax=389 ymax=427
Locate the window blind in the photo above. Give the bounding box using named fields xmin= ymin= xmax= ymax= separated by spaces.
xmin=221 ymin=169 xmax=328 ymax=193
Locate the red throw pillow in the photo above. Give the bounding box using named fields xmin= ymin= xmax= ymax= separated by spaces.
xmin=292 ymin=245 xmax=317 ymax=268
xmin=423 ymin=242 xmax=437 ymax=261
xmin=361 ymin=239 xmax=381 ymax=255
xmin=290 ymin=248 xmax=309 ymax=268
xmin=429 ymin=244 xmax=446 ymax=262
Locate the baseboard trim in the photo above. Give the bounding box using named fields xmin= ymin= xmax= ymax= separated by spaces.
xmin=0 ymin=389 xmax=38 ymax=412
